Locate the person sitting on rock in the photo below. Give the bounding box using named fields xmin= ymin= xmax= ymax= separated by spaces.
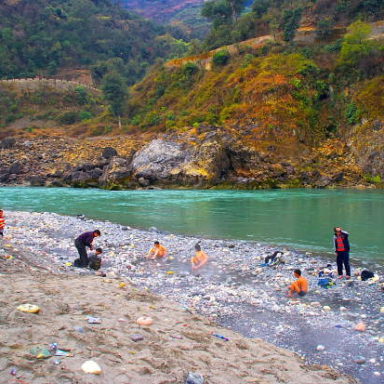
xmin=191 ymin=243 xmax=208 ymax=271
xmin=88 ymin=248 xmax=103 ymax=271
xmin=288 ymin=269 xmax=309 ymax=297
xmin=147 ymin=241 xmax=168 ymax=259
xmin=74 ymin=230 xmax=101 ymax=267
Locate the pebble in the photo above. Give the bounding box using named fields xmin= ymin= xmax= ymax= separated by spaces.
xmin=130 ymin=334 xmax=144 ymax=342
xmin=81 ymin=360 xmax=102 ymax=374
xmin=316 ymin=345 xmax=325 ymax=351
xmin=186 ymin=372 xmax=205 ymax=384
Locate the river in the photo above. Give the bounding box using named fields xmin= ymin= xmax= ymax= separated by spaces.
xmin=0 ymin=187 xmax=383 ymax=264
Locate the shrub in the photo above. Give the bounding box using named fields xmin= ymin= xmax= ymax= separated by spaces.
xmin=58 ymin=111 xmax=80 ymax=125
xmin=213 ymin=50 xmax=231 ymax=66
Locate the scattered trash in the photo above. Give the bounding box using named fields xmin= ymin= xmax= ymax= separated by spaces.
xmin=17 ymin=304 xmax=40 ymax=314
xmin=10 ymin=368 xmax=17 ymax=376
xmin=166 ymin=270 xmax=175 ymax=275
xmin=186 ymin=372 xmax=205 ymax=384
xmin=323 ymin=306 xmax=331 ymax=311
xmin=49 ymin=343 xmax=58 ymax=354
xmin=355 ymin=358 xmax=366 ymax=365
xmin=136 ymin=316 xmax=153 ymax=326
xmin=380 ymin=307 xmax=384 ymax=313
xmin=29 ymin=347 xmax=52 ymax=359
xmin=65 ymin=262 xmax=72 ymax=267
xmin=118 ymin=282 xmax=127 ymax=288
xmin=212 ymin=333 xmax=229 ymax=341
xmin=73 ymin=326 xmax=85 ymax=333
xmin=87 ymin=316 xmax=101 ymax=324
xmin=130 ymin=334 xmax=144 ymax=342
xmin=81 ymin=360 xmax=102 ymax=375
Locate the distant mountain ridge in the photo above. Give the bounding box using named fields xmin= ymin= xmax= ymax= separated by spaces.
xmin=119 ymin=0 xmax=205 ymax=22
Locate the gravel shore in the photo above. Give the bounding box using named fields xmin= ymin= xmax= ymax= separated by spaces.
xmin=1 ymin=211 xmax=383 ymax=383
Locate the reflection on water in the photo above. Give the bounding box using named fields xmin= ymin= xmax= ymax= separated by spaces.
xmin=0 ymin=187 xmax=383 ymax=262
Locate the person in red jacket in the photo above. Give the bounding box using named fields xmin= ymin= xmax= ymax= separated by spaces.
xmin=0 ymin=209 xmax=5 ymax=237
xmin=333 ymin=227 xmax=351 ymax=279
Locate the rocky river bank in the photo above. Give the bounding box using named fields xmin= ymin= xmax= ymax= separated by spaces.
xmin=0 ymin=211 xmax=383 ymax=383
xmin=0 ymin=131 xmax=378 ymax=190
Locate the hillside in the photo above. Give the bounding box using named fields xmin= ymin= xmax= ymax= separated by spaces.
xmin=119 ymin=0 xmax=210 ymax=36
xmin=1 ymin=1 xmax=384 ymax=190
xmin=0 ymin=0 xmax=188 ymax=85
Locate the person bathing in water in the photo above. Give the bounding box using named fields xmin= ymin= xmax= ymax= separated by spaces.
xmin=191 ymin=242 xmax=208 ymax=271
xmin=288 ymin=269 xmax=309 ymax=297
xmin=147 ymin=241 xmax=168 ymax=259
xmin=333 ymin=227 xmax=351 ymax=279
xmin=74 ymin=230 xmax=101 ymax=267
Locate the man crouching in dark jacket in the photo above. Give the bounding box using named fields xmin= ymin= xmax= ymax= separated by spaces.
xmin=74 ymin=230 xmax=101 ymax=267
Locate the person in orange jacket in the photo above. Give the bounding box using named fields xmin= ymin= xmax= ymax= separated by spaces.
xmin=147 ymin=241 xmax=168 ymax=259
xmin=0 ymin=209 xmax=5 ymax=237
xmin=288 ymin=269 xmax=309 ymax=297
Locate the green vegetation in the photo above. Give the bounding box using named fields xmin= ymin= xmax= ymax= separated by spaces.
xmin=0 ymin=84 xmax=103 ymax=132
xmin=0 ymin=0 xmax=189 ymax=85
xmin=200 ymin=0 xmax=384 ymax=50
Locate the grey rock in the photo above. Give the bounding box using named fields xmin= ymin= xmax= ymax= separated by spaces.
xmin=130 ymin=334 xmax=144 ymax=342
xmin=132 ymin=139 xmax=189 ymax=181
xmin=186 ymin=372 xmax=204 ymax=384
xmin=102 ymin=147 xmax=118 ymax=159
xmin=99 ymin=157 xmax=131 ymax=185
xmin=0 ymin=137 xmax=16 ymax=149
xmin=9 ymin=162 xmax=23 ymax=175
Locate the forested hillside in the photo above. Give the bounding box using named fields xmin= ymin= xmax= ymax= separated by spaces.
xmin=0 ymin=0 xmax=188 ymax=84
xmin=119 ymin=0 xmax=210 ymax=37
xmin=200 ymin=0 xmax=384 ymax=49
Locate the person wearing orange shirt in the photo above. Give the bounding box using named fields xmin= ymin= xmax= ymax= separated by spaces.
xmin=147 ymin=241 xmax=168 ymax=259
xmin=0 ymin=209 xmax=5 ymax=237
xmin=191 ymin=243 xmax=208 ymax=271
xmin=288 ymin=269 xmax=309 ymax=297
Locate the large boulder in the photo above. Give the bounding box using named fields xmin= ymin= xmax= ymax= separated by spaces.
xmin=131 ymin=139 xmax=231 ymax=186
xmin=99 ymin=157 xmax=131 ymax=186
xmin=131 ymin=140 xmax=189 ymax=181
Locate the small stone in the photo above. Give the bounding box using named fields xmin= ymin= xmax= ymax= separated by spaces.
xmin=316 ymin=345 xmax=325 ymax=351
xmin=323 ymin=306 xmax=331 ymax=311
xmin=186 ymin=372 xmax=205 ymax=384
xmin=354 ymin=322 xmax=366 ymax=332
xmin=380 ymin=307 xmax=384 ymax=313
xmin=355 ymin=359 xmax=366 ymax=365
xmin=81 ymin=360 xmax=102 ymax=375
xmin=130 ymin=334 xmax=144 ymax=342
xmin=339 ymin=306 xmax=347 ymax=311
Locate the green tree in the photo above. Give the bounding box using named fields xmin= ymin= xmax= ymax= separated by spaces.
xmin=202 ymin=0 xmax=246 ymax=25
xmin=339 ymin=21 xmax=374 ymax=66
xmin=281 ymin=8 xmax=302 ymax=42
xmin=101 ymin=72 xmax=128 ymax=127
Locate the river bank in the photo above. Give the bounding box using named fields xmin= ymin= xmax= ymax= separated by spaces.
xmin=1 ymin=211 xmax=383 ymax=383
xmin=0 ymin=256 xmax=357 ymax=384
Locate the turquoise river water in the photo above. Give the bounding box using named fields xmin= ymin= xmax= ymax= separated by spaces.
xmin=0 ymin=187 xmax=383 ymax=264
